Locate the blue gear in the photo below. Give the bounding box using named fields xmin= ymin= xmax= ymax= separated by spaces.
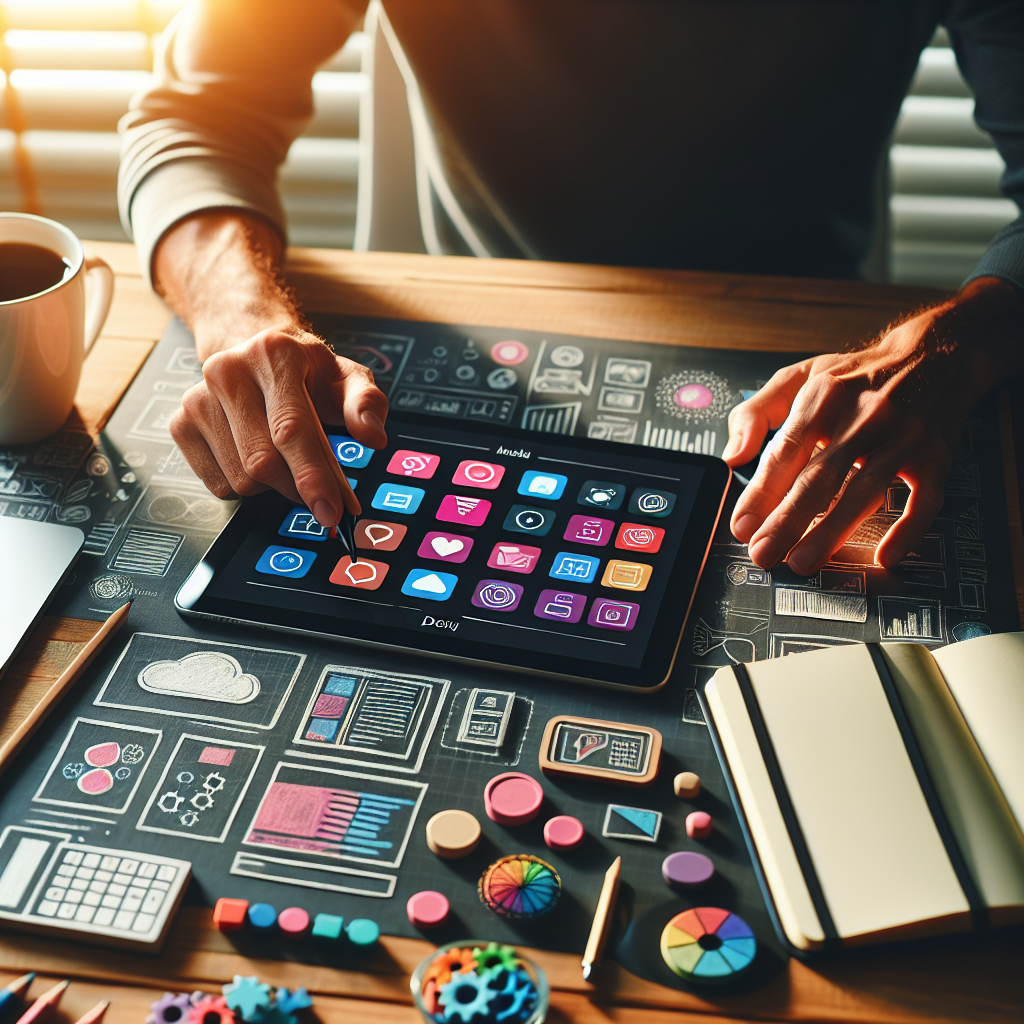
xmin=251 ymin=1007 xmax=294 ymax=1024
xmin=493 ymin=970 xmax=537 ymax=1023
xmin=223 ymin=976 xmax=272 ymax=1021
xmin=275 ymin=989 xmax=313 ymax=1014
xmin=437 ymin=970 xmax=496 ymax=1023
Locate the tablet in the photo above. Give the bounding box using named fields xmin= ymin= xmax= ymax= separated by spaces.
xmin=176 ymin=412 xmax=730 ymax=690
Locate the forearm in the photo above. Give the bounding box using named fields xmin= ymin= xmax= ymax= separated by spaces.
xmin=153 ymin=211 xmax=301 ymax=362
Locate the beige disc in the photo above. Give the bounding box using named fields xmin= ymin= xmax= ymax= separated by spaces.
xmin=673 ymin=771 xmax=701 ymax=799
xmin=425 ymin=808 xmax=481 ymax=859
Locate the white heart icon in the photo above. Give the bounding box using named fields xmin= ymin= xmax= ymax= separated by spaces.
xmin=431 ymin=536 xmax=464 ymax=557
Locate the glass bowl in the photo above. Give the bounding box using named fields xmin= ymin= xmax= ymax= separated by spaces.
xmin=410 ymin=940 xmax=549 ymax=1024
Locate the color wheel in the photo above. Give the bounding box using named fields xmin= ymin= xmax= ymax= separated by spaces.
xmin=478 ymin=854 xmax=562 ymax=919
xmin=660 ymin=907 xmax=756 ymax=983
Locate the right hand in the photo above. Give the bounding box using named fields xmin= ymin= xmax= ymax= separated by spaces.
xmin=169 ymin=326 xmax=387 ymax=527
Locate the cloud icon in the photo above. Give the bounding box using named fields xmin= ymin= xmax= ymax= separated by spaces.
xmin=412 ymin=573 xmax=447 ymax=594
xmin=138 ymin=651 xmax=260 ymax=704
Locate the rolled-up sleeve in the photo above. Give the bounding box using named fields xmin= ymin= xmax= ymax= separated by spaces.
xmin=118 ymin=0 xmax=357 ymax=284
xmin=947 ymin=0 xmax=1024 ymax=291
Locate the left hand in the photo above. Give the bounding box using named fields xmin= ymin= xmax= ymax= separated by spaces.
xmin=721 ymin=277 xmax=1024 ymax=575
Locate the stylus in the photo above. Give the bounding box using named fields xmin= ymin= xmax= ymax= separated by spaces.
xmin=342 ymin=511 xmax=359 ymax=563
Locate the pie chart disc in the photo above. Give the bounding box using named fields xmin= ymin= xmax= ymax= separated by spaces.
xmin=660 ymin=907 xmax=756 ymax=984
xmin=478 ymin=854 xmax=561 ymax=919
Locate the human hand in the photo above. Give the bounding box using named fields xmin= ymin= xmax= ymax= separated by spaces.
xmin=721 ymin=278 xmax=1024 ymax=575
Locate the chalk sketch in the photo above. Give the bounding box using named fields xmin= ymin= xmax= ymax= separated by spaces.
xmin=692 ymin=614 xmax=769 ymax=663
xmin=774 ymin=587 xmax=868 ymax=623
xmin=769 ymin=633 xmax=858 ymax=658
xmin=33 ymin=719 xmax=161 ymax=814
xmin=95 ymin=633 xmax=303 ymax=729
xmin=242 ymin=762 xmax=427 ymax=869
xmin=108 ymin=528 xmax=182 ymax=576
xmin=439 ymin=688 xmax=534 ymax=767
xmin=230 ymin=851 xmax=396 ymax=898
xmin=138 ymin=652 xmax=261 ymax=704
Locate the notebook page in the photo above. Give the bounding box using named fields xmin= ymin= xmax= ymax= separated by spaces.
xmin=748 ymin=645 xmax=969 ymax=940
xmin=932 ymin=633 xmax=1024 ymax=835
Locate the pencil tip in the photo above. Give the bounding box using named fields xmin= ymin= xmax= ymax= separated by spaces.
xmin=581 ymin=963 xmax=592 ymax=980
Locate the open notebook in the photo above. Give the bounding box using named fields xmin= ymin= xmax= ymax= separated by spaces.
xmin=703 ymin=632 xmax=1024 ymax=952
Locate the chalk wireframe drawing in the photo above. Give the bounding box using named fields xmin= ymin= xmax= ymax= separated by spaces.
xmin=138 ymin=651 xmax=260 ymax=703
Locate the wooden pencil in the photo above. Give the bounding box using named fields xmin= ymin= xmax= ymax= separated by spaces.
xmin=0 ymin=602 xmax=130 ymax=780
xmin=581 ymin=855 xmax=622 ymax=981
xmin=71 ymin=1001 xmax=109 ymax=1024
xmin=14 ymin=980 xmax=67 ymax=1024
xmin=0 ymin=973 xmax=35 ymax=1018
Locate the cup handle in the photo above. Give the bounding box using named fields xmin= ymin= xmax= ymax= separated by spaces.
xmin=83 ymin=255 xmax=115 ymax=355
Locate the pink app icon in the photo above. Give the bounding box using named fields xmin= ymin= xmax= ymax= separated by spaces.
xmin=486 ymin=542 xmax=542 ymax=574
xmin=588 ymin=598 xmax=639 ymax=631
xmin=418 ymin=531 xmax=474 ymax=562
xmin=387 ymin=450 xmax=440 ymax=478
xmin=564 ymin=515 xmax=614 ymax=546
xmin=436 ymin=494 xmax=492 ymax=526
xmin=452 ymin=460 xmax=505 ymax=489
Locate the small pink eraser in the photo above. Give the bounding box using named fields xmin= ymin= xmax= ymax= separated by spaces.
xmin=543 ymin=814 xmax=585 ymax=850
xmin=407 ymin=890 xmax=450 ymax=928
xmin=686 ymin=810 xmax=713 ymax=839
xmin=278 ymin=906 xmax=311 ymax=938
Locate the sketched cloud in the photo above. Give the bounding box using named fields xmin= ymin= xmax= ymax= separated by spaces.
xmin=138 ymin=651 xmax=260 ymax=703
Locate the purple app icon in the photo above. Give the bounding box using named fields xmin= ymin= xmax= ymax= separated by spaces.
xmin=471 ymin=579 xmax=524 ymax=612
xmin=588 ymin=597 xmax=639 ymax=631
xmin=534 ymin=589 xmax=587 ymax=623
xmin=563 ymin=514 xmax=614 ymax=546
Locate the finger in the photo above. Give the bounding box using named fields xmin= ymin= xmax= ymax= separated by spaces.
xmin=722 ymin=360 xmax=813 ymax=465
xmin=875 ymin=459 xmax=949 ymax=568
xmin=169 ymin=402 xmax=238 ymax=500
xmin=731 ymin=373 xmax=847 ymax=546
xmin=326 ymin=357 xmax=389 ymax=449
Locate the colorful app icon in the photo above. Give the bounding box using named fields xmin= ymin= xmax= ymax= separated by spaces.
xmin=518 ymin=470 xmax=568 ymax=500
xmin=615 ymin=522 xmax=665 ymax=553
xmin=629 ymin=487 xmax=676 ymax=518
xmin=601 ymin=559 xmax=653 ymax=591
xmin=563 ymin=514 xmax=614 ymax=546
xmin=452 ymin=460 xmax=505 ymax=489
xmin=436 ymin=494 xmax=491 ymax=526
xmin=326 ymin=434 xmax=373 ymax=469
xmin=577 ymin=480 xmax=626 ymax=511
xmin=486 ymin=542 xmax=541 ymax=574
xmin=471 ymin=579 xmax=524 ymax=612
xmin=491 ymin=340 xmax=529 ymax=365
xmin=354 ymin=520 xmax=407 ymax=550
xmin=255 ymin=545 xmax=315 ymax=578
xmin=502 ymin=504 xmax=556 ymax=536
xmin=533 ymin=589 xmax=587 ymax=623
xmin=386 ymin=450 xmax=440 ymax=479
xmin=329 ymin=555 xmax=389 ymax=590
xmin=418 ymin=531 xmax=474 ymax=562
xmin=279 ymin=507 xmax=329 ymax=541
xmin=549 ymin=551 xmax=600 ymax=584
xmin=401 ymin=568 xmax=458 ymax=601
xmin=588 ymin=598 xmax=639 ymax=631
xmin=371 ymin=483 xmax=425 ymax=515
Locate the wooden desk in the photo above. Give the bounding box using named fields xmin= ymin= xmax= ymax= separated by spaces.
xmin=2 ymin=242 xmax=1022 ymax=1024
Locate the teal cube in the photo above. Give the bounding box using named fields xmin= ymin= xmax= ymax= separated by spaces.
xmin=312 ymin=913 xmax=344 ymax=940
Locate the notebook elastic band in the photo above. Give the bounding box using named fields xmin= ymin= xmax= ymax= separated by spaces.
xmin=867 ymin=644 xmax=987 ymax=927
xmin=732 ymin=662 xmax=839 ymax=944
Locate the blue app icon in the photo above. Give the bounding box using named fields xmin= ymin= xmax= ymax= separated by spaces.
xmin=279 ymin=506 xmax=329 ymax=542
xmin=326 ymin=434 xmax=374 ymax=469
xmin=401 ymin=568 xmax=459 ymax=601
xmin=371 ymin=483 xmax=425 ymax=515
xmin=256 ymin=545 xmax=316 ymax=578
xmin=518 ymin=470 xmax=568 ymax=500
xmin=549 ymin=551 xmax=600 ymax=584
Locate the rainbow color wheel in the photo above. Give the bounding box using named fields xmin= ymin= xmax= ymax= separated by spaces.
xmin=478 ymin=854 xmax=561 ymax=919
xmin=660 ymin=907 xmax=756 ymax=983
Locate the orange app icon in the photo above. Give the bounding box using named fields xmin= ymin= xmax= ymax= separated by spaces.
xmin=601 ymin=559 xmax=652 ymax=592
xmin=354 ymin=519 xmax=407 ymax=551
xmin=330 ymin=555 xmax=390 ymax=590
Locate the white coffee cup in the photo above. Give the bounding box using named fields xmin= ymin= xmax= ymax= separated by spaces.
xmin=0 ymin=212 xmax=114 ymax=444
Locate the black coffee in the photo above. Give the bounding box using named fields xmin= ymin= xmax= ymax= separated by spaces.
xmin=0 ymin=242 xmax=73 ymax=302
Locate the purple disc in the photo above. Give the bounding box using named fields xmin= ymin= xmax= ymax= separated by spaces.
xmin=662 ymin=851 xmax=715 ymax=889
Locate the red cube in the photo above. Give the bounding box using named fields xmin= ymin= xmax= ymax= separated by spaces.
xmin=213 ymin=897 xmax=249 ymax=931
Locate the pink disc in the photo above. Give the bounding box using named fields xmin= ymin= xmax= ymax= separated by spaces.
xmin=77 ymin=768 xmax=113 ymax=795
xmin=543 ymin=815 xmax=585 ymax=850
xmin=278 ymin=906 xmax=311 ymax=938
xmin=406 ymin=890 xmax=450 ymax=928
xmin=674 ymin=384 xmax=713 ymax=409
xmin=84 ymin=741 xmax=120 ymax=768
xmin=686 ymin=810 xmax=713 ymax=839
xmin=491 ymin=340 xmax=529 ymax=366
xmin=484 ymin=772 xmax=545 ymax=825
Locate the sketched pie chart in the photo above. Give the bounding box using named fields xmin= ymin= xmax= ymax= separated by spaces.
xmin=660 ymin=907 xmax=756 ymax=983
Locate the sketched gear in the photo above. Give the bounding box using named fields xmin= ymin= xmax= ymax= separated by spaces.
xmin=114 ymin=767 xmax=131 ymax=781
xmin=177 ymin=771 xmax=195 ymax=785
xmin=437 ymin=970 xmax=495 ymax=1023
xmin=121 ymin=744 xmax=145 ymax=765
xmin=202 ymin=772 xmax=226 ymax=794
xmin=190 ymin=790 xmax=215 ymax=811
xmin=179 ymin=811 xmax=199 ymax=828
xmin=158 ymin=790 xmax=185 ymax=814
xmin=63 ymin=763 xmax=85 ymax=780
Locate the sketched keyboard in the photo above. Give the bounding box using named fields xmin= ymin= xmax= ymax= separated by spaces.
xmin=0 ymin=828 xmax=191 ymax=950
